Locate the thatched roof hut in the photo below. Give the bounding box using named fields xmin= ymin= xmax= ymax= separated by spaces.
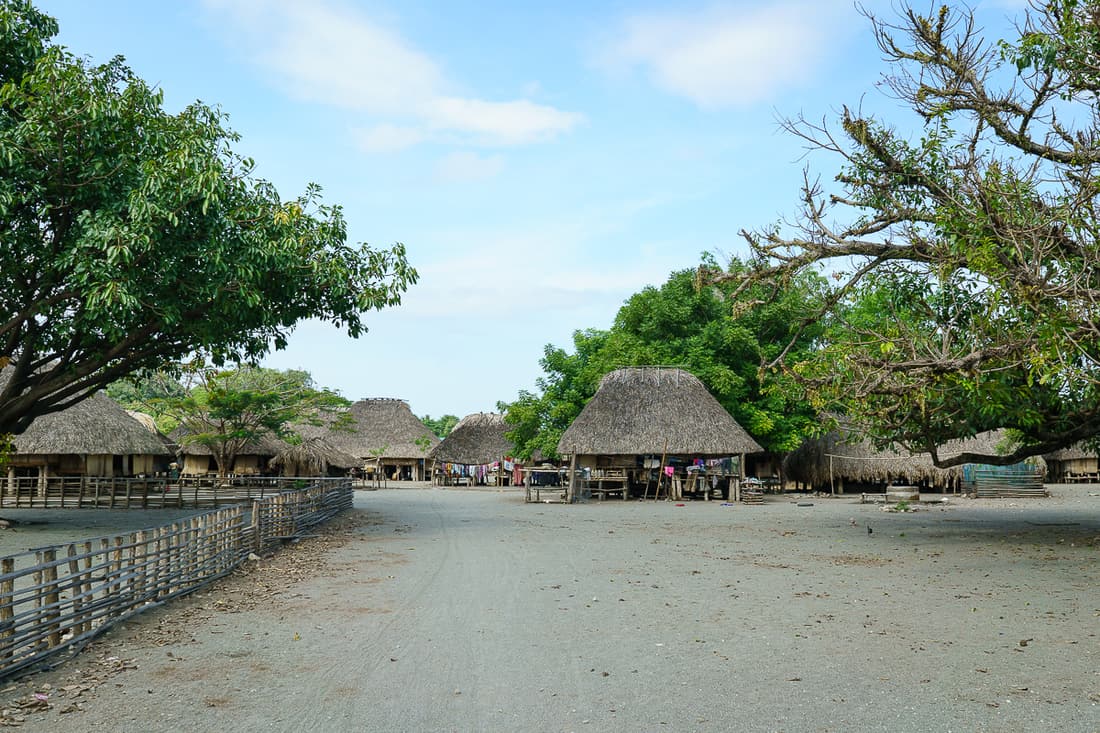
xmin=171 ymin=428 xmax=288 ymax=476
xmin=428 ymin=413 xmax=514 ymax=466
xmin=1044 ymin=443 xmax=1098 ymax=481
xmin=8 ymin=392 xmax=170 ymax=477
xmin=309 ymin=398 xmax=439 ymax=480
xmin=269 ymin=437 xmax=361 ymax=477
xmin=557 ymin=367 xmax=763 ymax=457
xmin=1045 ymin=443 xmax=1096 ymax=461
xmin=783 ymin=423 xmax=1031 ymax=491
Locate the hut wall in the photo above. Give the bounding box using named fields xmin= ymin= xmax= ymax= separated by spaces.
xmin=133 ymin=454 xmax=155 ymax=476
xmin=382 ymin=458 xmax=424 ymax=481
xmin=182 ymin=455 xmax=213 ymax=475
xmin=1064 ymin=457 xmax=1097 ymax=476
xmin=233 ymin=455 xmax=262 ymax=475
xmin=577 ymin=455 xmax=598 ymax=470
xmin=55 ymin=454 xmax=85 ymax=475
xmin=86 ymin=455 xmax=111 ymax=477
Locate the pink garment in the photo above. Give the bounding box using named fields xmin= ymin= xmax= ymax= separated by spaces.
xmin=664 ymin=466 xmax=674 ymax=477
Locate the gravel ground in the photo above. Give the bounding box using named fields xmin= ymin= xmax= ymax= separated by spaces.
xmin=1 ymin=485 xmax=1097 ymax=732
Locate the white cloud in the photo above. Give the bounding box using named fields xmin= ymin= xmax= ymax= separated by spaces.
xmin=602 ymin=2 xmax=844 ymax=108
xmin=353 ymin=124 xmax=425 ymax=154
xmin=202 ymin=0 xmax=582 ymax=149
xmin=427 ymin=98 xmax=583 ymax=146
xmin=399 ymin=196 xmax=689 ymax=320
xmin=433 ymin=151 xmax=505 ymax=183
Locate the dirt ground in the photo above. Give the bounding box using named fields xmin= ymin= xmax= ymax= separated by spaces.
xmin=0 ymin=485 xmax=1097 ymax=732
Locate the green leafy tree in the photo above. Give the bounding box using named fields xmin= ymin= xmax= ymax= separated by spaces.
xmin=420 ymin=414 xmax=460 ymax=439
xmin=160 ymin=365 xmax=350 ymax=478
xmin=0 ymin=1 xmax=416 ymax=437
xmin=106 ymin=370 xmax=189 ymax=434
xmin=703 ymin=1 xmax=1100 ymax=466
xmin=501 ymin=258 xmax=826 ymax=460
xmin=500 ymin=328 xmax=611 ymax=461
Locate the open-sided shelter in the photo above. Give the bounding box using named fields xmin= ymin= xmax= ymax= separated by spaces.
xmin=1044 ymin=444 xmax=1099 ymax=482
xmin=269 ymin=437 xmax=361 ymax=477
xmin=557 ymin=367 xmax=763 ymax=499
xmin=312 ymin=398 xmax=439 ymax=481
xmin=783 ymin=422 xmax=1040 ymax=493
xmin=6 ymin=392 xmax=171 ymax=485
xmin=428 ymin=412 xmax=516 ymax=485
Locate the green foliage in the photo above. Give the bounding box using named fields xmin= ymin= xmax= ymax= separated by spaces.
xmin=420 ymin=414 xmax=459 ymax=439
xmin=500 ymin=259 xmax=827 ymax=460
xmin=107 ymin=370 xmax=189 ymax=434
xmin=711 ymin=2 xmax=1100 ymax=465
xmin=0 ymin=2 xmax=416 ymax=435
xmin=159 ymin=364 xmax=350 ymax=477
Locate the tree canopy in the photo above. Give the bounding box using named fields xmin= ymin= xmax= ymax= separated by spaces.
xmin=420 ymin=414 xmax=460 ymax=439
xmin=157 ymin=365 xmax=350 ymax=478
xmin=704 ymin=1 xmax=1100 ymax=466
xmin=501 ymin=258 xmax=826 ymax=460
xmin=0 ymin=1 xmax=416 ymax=436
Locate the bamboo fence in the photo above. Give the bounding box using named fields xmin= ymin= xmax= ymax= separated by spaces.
xmin=0 ymin=478 xmax=353 ymax=680
xmin=0 ymin=476 xmax=335 ymax=510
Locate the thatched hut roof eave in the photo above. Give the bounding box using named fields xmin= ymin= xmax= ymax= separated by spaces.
xmin=557 ymin=367 xmax=763 ymax=457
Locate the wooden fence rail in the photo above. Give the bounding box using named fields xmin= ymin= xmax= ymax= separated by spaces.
xmin=0 ymin=478 xmax=353 ymax=680
xmin=0 ymin=476 xmax=343 ymax=510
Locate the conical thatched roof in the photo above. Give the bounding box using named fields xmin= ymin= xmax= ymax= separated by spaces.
xmin=783 ymin=422 xmax=1033 ymax=488
xmin=428 ymin=413 xmax=514 ymax=465
xmin=309 ymin=398 xmax=439 ymax=460
xmin=269 ymin=437 xmax=361 ymax=473
xmin=557 ymin=367 xmax=763 ymax=456
xmin=13 ymin=392 xmax=170 ymax=455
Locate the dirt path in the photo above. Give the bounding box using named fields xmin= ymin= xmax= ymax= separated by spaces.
xmin=3 ymin=487 xmax=1098 ymax=732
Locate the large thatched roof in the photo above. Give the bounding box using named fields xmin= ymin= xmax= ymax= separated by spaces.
xmin=306 ymin=398 xmax=439 ymax=460
xmin=269 ymin=437 xmax=361 ymax=473
xmin=428 ymin=413 xmax=514 ymax=465
xmin=783 ymin=422 xmax=1030 ymax=487
xmin=557 ymin=367 xmax=763 ymax=456
xmin=13 ymin=392 xmax=170 ymax=456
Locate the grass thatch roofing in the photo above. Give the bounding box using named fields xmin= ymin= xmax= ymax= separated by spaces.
xmin=305 ymin=398 xmax=439 ymax=460
xmin=557 ymin=367 xmax=763 ymax=456
xmin=1045 ymin=443 xmax=1097 ymax=461
xmin=783 ymin=422 xmax=1030 ymax=487
xmin=269 ymin=437 xmax=361 ymax=473
xmin=13 ymin=392 xmax=170 ymax=456
xmin=428 ymin=413 xmax=514 ymax=465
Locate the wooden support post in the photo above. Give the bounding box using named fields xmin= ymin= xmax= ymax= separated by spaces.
xmin=66 ymin=544 xmax=82 ymax=637
xmin=80 ymin=541 xmax=93 ymax=634
xmin=567 ymin=450 xmax=577 ymax=504
xmin=657 ymin=440 xmax=669 ymax=501
xmin=132 ymin=532 xmax=146 ymax=610
xmin=0 ymin=558 xmax=14 ymax=661
xmin=189 ymin=517 xmax=201 ymax=583
xmin=41 ymin=549 xmax=60 ymax=648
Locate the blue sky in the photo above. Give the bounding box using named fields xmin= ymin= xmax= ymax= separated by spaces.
xmin=41 ymin=0 xmax=1025 ymax=419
